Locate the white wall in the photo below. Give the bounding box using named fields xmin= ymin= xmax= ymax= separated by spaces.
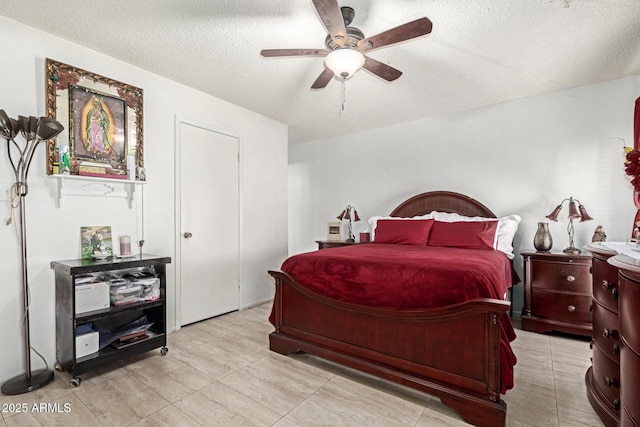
xmin=289 ymin=75 xmax=639 ymax=316
xmin=0 ymin=16 xmax=288 ymax=383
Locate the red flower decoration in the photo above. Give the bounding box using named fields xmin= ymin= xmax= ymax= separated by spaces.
xmin=625 ymin=148 xmax=640 ymax=192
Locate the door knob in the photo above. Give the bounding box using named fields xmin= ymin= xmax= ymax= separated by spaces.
xmin=183 ymin=232 xmax=193 ymax=238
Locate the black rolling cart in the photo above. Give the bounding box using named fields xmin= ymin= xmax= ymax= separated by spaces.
xmin=51 ymin=254 xmax=171 ymax=387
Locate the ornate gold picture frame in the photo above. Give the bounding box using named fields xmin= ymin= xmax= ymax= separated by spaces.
xmin=45 ymin=59 xmax=143 ymax=177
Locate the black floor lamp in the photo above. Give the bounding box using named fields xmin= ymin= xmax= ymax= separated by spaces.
xmin=0 ymin=110 xmax=64 ymax=395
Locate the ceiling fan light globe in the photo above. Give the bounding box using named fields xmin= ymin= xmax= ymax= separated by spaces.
xmin=324 ymin=49 xmax=365 ymax=79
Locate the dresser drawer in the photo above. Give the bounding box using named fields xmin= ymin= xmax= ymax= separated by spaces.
xmin=619 ymin=275 xmax=640 ymax=351
xmin=592 ymin=300 xmax=620 ymax=364
xmin=592 ymin=257 xmax=619 ymax=313
xmin=531 ymin=260 xmax=591 ymax=293
xmin=620 ymin=342 xmax=640 ymax=427
xmin=592 ymin=345 xmax=621 ymax=405
xmin=531 ymin=290 xmax=592 ymax=323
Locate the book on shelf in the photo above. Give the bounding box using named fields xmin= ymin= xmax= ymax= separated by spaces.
xmin=78 ymin=171 xmax=128 ymax=180
xmin=78 ymin=164 xmax=128 ymax=180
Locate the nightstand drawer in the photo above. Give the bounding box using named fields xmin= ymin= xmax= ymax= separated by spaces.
xmin=531 ymin=290 xmax=592 ymax=323
xmin=592 ymin=256 xmax=619 ymax=312
xmin=315 ymin=240 xmax=359 ymax=250
xmin=592 ymin=301 xmax=620 ymax=364
xmin=531 ymin=261 xmax=591 ymax=293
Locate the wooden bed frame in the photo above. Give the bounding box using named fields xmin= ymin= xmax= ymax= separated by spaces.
xmin=268 ymin=191 xmax=512 ymax=427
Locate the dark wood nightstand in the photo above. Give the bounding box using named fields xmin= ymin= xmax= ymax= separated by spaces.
xmin=521 ymin=250 xmax=592 ymax=336
xmin=315 ymin=240 xmax=360 ymax=250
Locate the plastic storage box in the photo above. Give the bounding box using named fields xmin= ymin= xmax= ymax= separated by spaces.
xmin=75 ymin=281 xmax=110 ymax=314
xmin=109 ymin=279 xmax=142 ymax=306
xmin=137 ymin=277 xmax=160 ymax=301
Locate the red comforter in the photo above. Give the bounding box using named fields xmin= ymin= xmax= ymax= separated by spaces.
xmin=279 ymin=243 xmax=517 ymax=393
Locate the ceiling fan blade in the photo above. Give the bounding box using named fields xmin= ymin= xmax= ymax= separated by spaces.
xmin=261 ymin=49 xmax=330 ymax=57
xmin=312 ymin=0 xmax=347 ymax=46
xmin=311 ymin=68 xmax=334 ymax=89
xmin=357 ymin=17 xmax=433 ymax=52
xmin=362 ymin=56 xmax=402 ymax=82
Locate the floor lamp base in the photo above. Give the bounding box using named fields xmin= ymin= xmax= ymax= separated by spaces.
xmin=1 ymin=369 xmax=54 ymax=395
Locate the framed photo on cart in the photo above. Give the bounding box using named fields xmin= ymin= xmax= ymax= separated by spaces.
xmin=327 ymin=221 xmax=342 ymax=241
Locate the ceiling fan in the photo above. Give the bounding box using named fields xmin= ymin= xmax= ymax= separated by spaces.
xmin=260 ymin=0 xmax=433 ymax=89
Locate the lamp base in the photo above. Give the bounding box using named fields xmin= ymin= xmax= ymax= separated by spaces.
xmin=1 ymin=369 xmax=54 ymax=395
xmin=563 ymin=247 xmax=581 ymax=254
xmin=345 ymin=238 xmax=355 ymax=243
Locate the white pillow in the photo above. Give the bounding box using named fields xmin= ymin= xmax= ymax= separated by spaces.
xmin=368 ymin=213 xmax=434 ymax=240
xmin=430 ymin=211 xmax=521 ymax=259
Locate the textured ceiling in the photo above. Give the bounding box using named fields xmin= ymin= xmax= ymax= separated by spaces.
xmin=1 ymin=0 xmax=640 ymax=143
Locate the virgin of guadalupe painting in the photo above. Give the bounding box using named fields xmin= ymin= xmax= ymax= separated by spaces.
xmin=70 ymin=85 xmax=127 ymax=166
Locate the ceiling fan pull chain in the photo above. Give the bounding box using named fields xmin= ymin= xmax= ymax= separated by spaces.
xmin=341 ymin=78 xmax=346 ymax=112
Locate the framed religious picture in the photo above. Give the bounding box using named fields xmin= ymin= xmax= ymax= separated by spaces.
xmin=69 ymin=86 xmax=127 ymax=165
xmin=45 ymin=59 xmax=144 ymax=179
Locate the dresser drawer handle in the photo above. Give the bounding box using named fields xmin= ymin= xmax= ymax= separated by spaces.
xmin=566 ymin=275 xmax=575 ymax=282
xmin=603 ymin=376 xmax=618 ymax=387
xmin=603 ymin=329 xmax=612 ymax=339
xmin=613 ymin=344 xmax=620 ymax=355
xmin=602 ymin=280 xmax=611 ymax=290
xmin=612 ymin=288 xmax=618 ymax=299
xmin=567 ymin=305 xmax=576 ymax=312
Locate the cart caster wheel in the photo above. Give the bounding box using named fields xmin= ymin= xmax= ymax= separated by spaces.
xmin=54 ymin=362 xmax=63 ymax=372
xmin=160 ymin=347 xmax=168 ymax=356
xmin=70 ymin=377 xmax=81 ymax=387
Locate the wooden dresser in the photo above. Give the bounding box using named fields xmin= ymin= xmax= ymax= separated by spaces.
xmin=521 ymin=250 xmax=592 ymax=336
xmin=585 ymin=243 xmax=620 ymax=427
xmin=608 ymin=254 xmax=640 ymax=427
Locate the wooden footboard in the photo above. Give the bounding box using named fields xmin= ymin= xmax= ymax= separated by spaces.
xmin=269 ymin=270 xmax=510 ymax=427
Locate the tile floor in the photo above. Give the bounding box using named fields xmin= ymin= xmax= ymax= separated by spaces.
xmin=0 ymin=303 xmax=604 ymax=426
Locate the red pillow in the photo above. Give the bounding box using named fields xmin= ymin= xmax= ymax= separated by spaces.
xmin=428 ymin=220 xmax=498 ymax=250
xmin=373 ymin=219 xmax=434 ymax=245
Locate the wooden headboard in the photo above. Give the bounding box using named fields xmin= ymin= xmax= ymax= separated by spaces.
xmin=389 ymin=191 xmax=496 ymax=218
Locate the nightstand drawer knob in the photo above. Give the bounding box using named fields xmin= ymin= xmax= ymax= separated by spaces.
xmin=603 ymin=376 xmax=618 ymax=387
xmin=567 ymin=305 xmax=576 ymax=312
xmin=566 ymin=275 xmax=575 ymax=282
xmin=602 ymin=280 xmax=611 ymax=290
xmin=603 ymin=329 xmax=612 ymax=339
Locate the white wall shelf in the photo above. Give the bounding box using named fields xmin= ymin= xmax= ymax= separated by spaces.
xmin=49 ymin=174 xmax=146 ymax=208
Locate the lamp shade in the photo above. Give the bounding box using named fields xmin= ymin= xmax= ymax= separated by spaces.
xmin=578 ymin=205 xmax=593 ymax=222
xmin=567 ymin=200 xmax=581 ymax=220
xmin=35 ymin=117 xmax=64 ymax=141
xmin=546 ymin=205 xmax=562 ymax=222
xmin=0 ymin=110 xmax=19 ymax=140
xmin=353 ymin=209 xmax=361 ymax=222
xmin=324 ymin=49 xmax=365 ymax=79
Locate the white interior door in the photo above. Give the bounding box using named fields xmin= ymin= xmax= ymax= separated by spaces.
xmin=179 ymin=121 xmax=239 ymax=326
